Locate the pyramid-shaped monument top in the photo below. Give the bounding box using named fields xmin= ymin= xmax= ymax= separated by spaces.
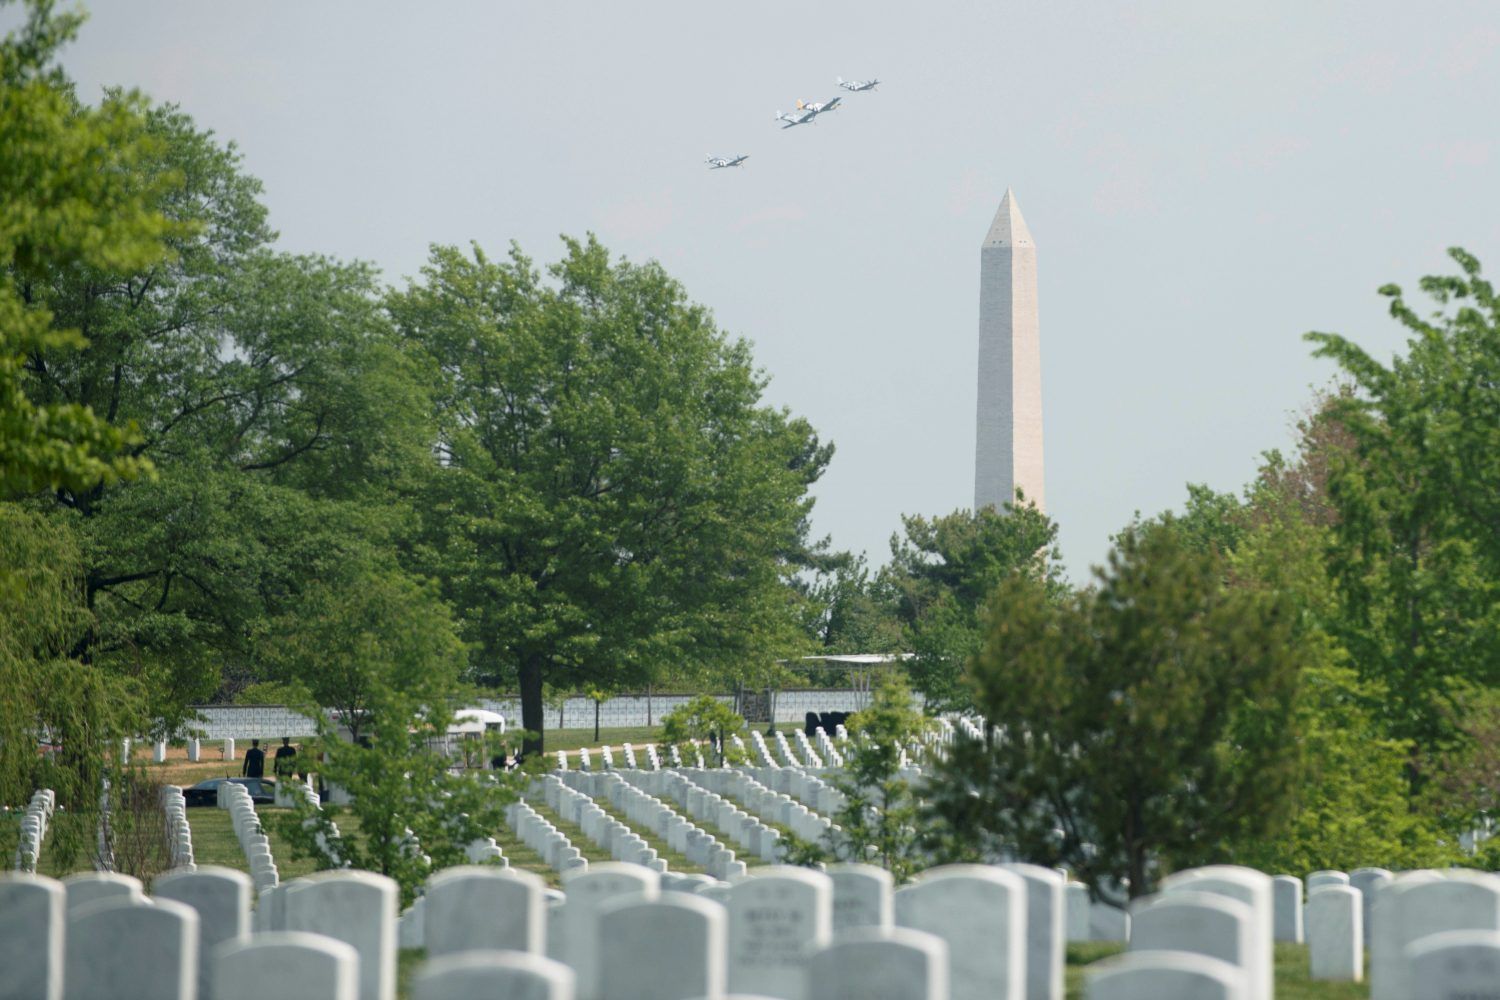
xmin=982 ymin=188 xmax=1034 ymax=249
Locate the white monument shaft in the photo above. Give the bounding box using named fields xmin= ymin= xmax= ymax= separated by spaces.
xmin=974 ymin=189 xmax=1045 ymax=512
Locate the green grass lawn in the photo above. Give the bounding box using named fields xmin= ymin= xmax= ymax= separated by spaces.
xmin=181 ymin=808 xmax=248 ymax=871
xmin=1064 ymin=942 xmax=1367 ymax=999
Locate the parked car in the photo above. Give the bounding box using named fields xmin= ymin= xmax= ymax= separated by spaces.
xmin=182 ymin=776 xmax=275 ymax=807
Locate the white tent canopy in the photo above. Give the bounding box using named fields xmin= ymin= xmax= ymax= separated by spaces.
xmin=448 ymin=708 xmax=506 ymax=735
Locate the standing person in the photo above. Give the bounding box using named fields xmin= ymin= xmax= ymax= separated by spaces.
xmin=241 ymin=739 xmax=265 ymax=778
xmin=273 ymin=737 xmax=297 ymax=779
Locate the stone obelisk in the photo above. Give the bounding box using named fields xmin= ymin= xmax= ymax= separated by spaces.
xmin=974 ymin=188 xmax=1045 ymax=512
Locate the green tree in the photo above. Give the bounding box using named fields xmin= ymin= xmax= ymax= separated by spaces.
xmin=799 ymin=554 xmax=904 ymax=655
xmin=927 ymin=523 xmax=1303 ymax=899
xmin=0 ymin=0 xmax=168 ymax=497
xmin=1217 ymin=471 xmax=1452 ymax=872
xmin=20 ymin=92 xmax=434 ymax=715
xmin=885 ymin=501 xmax=1060 ymax=710
xmin=584 ymin=687 xmax=610 ymax=744
xmin=260 ymin=562 xmax=467 ymax=746
xmin=826 ymin=672 xmax=932 ymax=882
xmin=0 ymin=505 xmax=145 ymax=814
xmin=389 ymin=238 xmax=830 ymax=754
xmin=275 ymin=688 xmax=515 ymax=908
xmin=1306 ymin=249 xmax=1500 ymax=786
xmin=0 ymin=0 xmax=165 ymax=815
xmin=660 ymin=694 xmax=747 ymax=767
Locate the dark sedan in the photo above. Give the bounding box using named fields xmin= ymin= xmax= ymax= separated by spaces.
xmin=181 ymin=776 xmax=275 ymax=807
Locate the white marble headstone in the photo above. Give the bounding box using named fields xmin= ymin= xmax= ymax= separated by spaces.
xmin=806 ymin=926 xmax=949 ymax=1000
xmin=895 ymin=864 xmax=1026 ymax=1000
xmin=424 ymin=865 xmax=546 ymax=957
xmin=598 ymin=893 xmax=726 ymax=1000
xmin=213 ymin=931 xmax=359 ymax=1000
xmin=0 ymin=874 xmax=64 ymax=1000
xmin=412 ymin=951 xmax=574 ymax=1000
xmin=282 ymin=870 xmax=398 ymax=1000
xmin=726 ymin=866 xmax=832 ymax=1000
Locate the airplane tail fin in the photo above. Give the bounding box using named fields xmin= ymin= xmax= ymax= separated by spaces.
xmin=837 ymin=76 xmax=844 ymax=84
xmin=796 ymin=99 xmax=806 ymax=110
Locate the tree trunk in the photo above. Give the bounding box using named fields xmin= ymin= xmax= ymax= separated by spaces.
xmin=594 ymin=700 xmax=601 ymax=742
xmin=1128 ymin=844 xmax=1148 ymax=900
xmin=519 ymin=657 xmax=545 ymax=757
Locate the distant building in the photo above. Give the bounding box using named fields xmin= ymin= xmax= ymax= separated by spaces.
xmin=974 ymin=189 xmax=1045 ymax=513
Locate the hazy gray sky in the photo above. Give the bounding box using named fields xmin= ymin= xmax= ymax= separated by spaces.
xmin=40 ymin=1 xmax=1500 ymax=580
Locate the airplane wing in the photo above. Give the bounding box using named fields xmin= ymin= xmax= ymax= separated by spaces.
xmin=823 ymin=96 xmax=842 ymax=111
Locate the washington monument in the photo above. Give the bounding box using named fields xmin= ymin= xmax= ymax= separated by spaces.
xmin=974 ymin=188 xmax=1045 ymax=513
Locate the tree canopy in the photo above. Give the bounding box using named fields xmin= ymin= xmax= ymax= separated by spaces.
xmin=928 ymin=523 xmax=1304 ymax=898
xmin=390 ymin=238 xmax=830 ymax=752
xmin=885 ymin=502 xmax=1060 ymax=710
xmin=1307 ymin=249 xmax=1500 ymax=773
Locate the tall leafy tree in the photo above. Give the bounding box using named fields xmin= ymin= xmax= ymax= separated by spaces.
xmin=19 ymin=90 xmax=433 ymax=716
xmin=390 ymin=238 xmax=830 ymax=753
xmin=926 ymin=523 xmax=1303 ymax=899
xmin=885 ymin=502 xmax=1060 ymax=710
xmin=0 ymin=0 xmax=169 ymax=812
xmin=259 ymin=559 xmax=468 ymax=745
xmin=799 ymin=554 xmax=904 ymax=655
xmin=1306 ymin=249 xmax=1500 ymax=782
xmin=1 ymin=0 xmax=167 ymax=495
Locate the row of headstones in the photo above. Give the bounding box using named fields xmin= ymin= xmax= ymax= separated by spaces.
xmin=743 ymin=763 xmax=847 ymax=819
xmin=749 ymin=730 xmax=780 ymax=769
xmin=813 ymin=726 xmax=845 ymax=767
xmin=407 ymin=859 xmax=1066 ymax=1000
xmin=2 ymin=867 xmax=288 ymax=1000
xmin=561 ymin=770 xmax=748 ymax=878
xmin=4 ymin=858 xmax=1079 ymax=1000
xmin=539 ymin=777 xmax=667 ymax=872
xmin=642 ymin=769 xmax=782 ymax=870
xmin=953 ymin=716 xmax=984 ymax=742
xmin=793 ymin=729 xmax=825 ymax=768
xmin=506 ymin=798 xmax=591 ymax=874
xmin=612 ymin=769 xmax=772 ymax=870
xmin=542 ymin=860 xmax=1067 ymax=1000
xmin=12 ymin=788 xmax=53 ymax=873
xmin=567 ymin=742 xmax=711 ymax=773
xmin=216 ymin=781 xmax=279 ymax=893
xmin=570 ymin=771 xmax=730 ymax=872
xmin=692 ymin=767 xmax=837 ymax=847
xmin=161 ymin=785 xmax=196 ymax=871
xmin=1079 ymin=864 xmax=1500 ymax=1000
xmin=773 ymin=729 xmax=803 ymax=768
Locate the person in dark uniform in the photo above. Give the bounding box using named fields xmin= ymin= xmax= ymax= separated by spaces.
xmin=273 ymin=737 xmax=298 ymax=779
xmin=241 ymin=739 xmax=265 ymax=778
